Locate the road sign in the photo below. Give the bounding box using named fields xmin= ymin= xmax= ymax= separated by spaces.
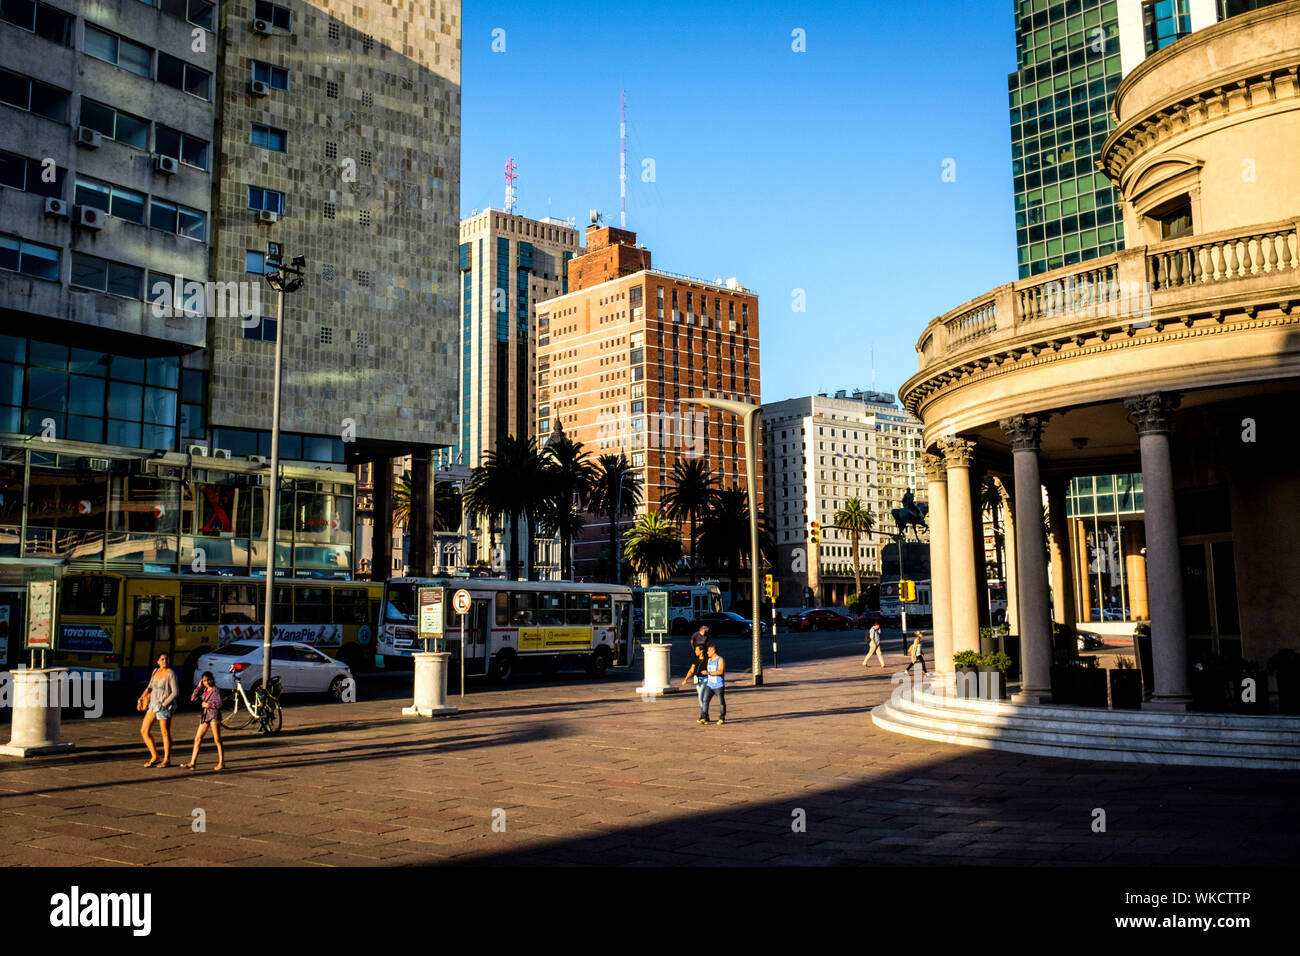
xmin=418 ymin=587 xmax=444 ymax=638
xmin=644 ymin=590 xmax=668 ymax=635
xmin=452 ymin=588 xmax=472 ymax=615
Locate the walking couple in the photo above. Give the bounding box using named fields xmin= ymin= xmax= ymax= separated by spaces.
xmin=139 ymin=653 xmax=227 ymax=771
xmin=681 ymin=626 xmax=726 ymax=725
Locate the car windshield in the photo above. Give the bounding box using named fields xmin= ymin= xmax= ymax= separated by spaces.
xmin=386 ymin=582 xmax=416 ymax=623
xmin=210 ymin=643 xmax=258 ymax=656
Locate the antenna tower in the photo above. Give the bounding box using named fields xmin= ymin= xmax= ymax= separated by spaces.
xmin=504 ymin=157 xmax=518 ymax=214
xmin=619 ymin=91 xmax=627 ymax=228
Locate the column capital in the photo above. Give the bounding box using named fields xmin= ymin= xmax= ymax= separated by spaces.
xmin=921 ymin=452 xmax=947 ymax=483
xmin=998 ymin=414 xmax=1049 ymax=452
xmin=938 ymin=436 xmax=977 ymax=468
xmin=1124 ymin=392 xmax=1180 ymax=436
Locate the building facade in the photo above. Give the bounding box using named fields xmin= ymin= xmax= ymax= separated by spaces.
xmin=761 ymin=390 xmax=924 ymax=606
xmin=535 ymin=224 xmax=761 ymax=580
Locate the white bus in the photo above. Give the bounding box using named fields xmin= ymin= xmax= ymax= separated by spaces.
xmin=881 ymin=579 xmax=933 ymax=625
xmin=377 ymin=578 xmax=634 ymax=681
xmin=630 ymin=581 xmax=724 ymax=636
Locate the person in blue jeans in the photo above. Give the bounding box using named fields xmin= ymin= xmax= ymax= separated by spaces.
xmin=699 ymin=644 xmax=726 ymax=725
xmin=681 ymin=643 xmax=709 ymax=714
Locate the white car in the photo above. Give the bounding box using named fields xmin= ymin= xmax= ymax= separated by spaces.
xmin=194 ymin=641 xmax=353 ymax=700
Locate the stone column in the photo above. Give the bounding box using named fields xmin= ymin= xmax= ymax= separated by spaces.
xmin=1074 ymin=518 xmax=1092 ymax=623
xmin=1046 ymin=478 xmax=1078 ymax=652
xmin=940 ymin=437 xmax=979 ymax=656
xmin=999 ymin=479 xmax=1019 ymax=634
xmin=971 ymin=462 xmax=991 ymax=630
xmin=1124 ymin=393 xmax=1191 ymax=710
xmin=999 ymin=415 xmax=1053 ymax=703
xmin=1124 ymin=522 xmax=1149 ymax=620
xmin=371 ymin=457 xmax=393 ymax=582
xmin=923 ymin=453 xmax=952 ymax=676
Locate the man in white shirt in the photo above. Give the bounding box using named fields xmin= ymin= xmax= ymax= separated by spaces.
xmin=862 ymin=620 xmax=885 ymax=667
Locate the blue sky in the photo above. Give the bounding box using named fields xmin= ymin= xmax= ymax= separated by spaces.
xmin=461 ymin=0 xmax=1018 ymax=405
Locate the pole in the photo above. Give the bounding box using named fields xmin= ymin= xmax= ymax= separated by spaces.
xmin=771 ymin=602 xmax=778 ymax=668
xmin=260 ymin=284 xmax=286 ymax=691
xmin=460 ymin=610 xmax=465 ymax=699
xmin=898 ymin=532 xmax=908 ymax=644
xmin=744 ymin=407 xmax=761 ymax=687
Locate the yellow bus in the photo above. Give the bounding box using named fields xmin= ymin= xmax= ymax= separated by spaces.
xmin=52 ymin=571 xmax=382 ymax=686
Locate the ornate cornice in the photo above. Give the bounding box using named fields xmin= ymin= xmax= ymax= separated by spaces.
xmin=998 ymin=414 xmax=1048 ymax=452
xmin=1124 ymin=393 xmax=1180 ymax=436
xmin=939 ymin=437 xmax=977 ymax=469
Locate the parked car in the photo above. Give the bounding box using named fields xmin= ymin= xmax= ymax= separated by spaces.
xmin=194 ymin=641 xmax=353 ymax=700
xmin=1076 ymin=631 xmax=1106 ymax=651
xmin=683 ymin=611 xmax=769 ymax=639
xmin=789 ymin=608 xmax=854 ymax=632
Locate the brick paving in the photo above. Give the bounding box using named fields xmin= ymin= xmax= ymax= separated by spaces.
xmin=1 ymin=650 xmax=1296 ymax=866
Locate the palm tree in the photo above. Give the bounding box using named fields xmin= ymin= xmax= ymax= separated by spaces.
xmin=624 ymin=512 xmax=683 ymax=586
xmin=464 ymin=435 xmax=547 ymax=580
xmin=981 ymin=475 xmax=1006 ymax=582
xmin=661 ymin=458 xmax=717 ymax=583
xmin=695 ymin=486 xmax=775 ymax=608
xmin=433 ymin=480 xmax=463 ymax=533
xmin=832 ymin=497 xmax=876 ymax=597
xmin=391 ymin=470 xmax=414 ymax=532
xmin=539 ymin=428 xmax=595 ymax=580
xmin=588 ymin=454 xmax=642 ymax=584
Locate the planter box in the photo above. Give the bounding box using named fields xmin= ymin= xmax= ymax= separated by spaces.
xmin=1191 ymin=666 xmax=1231 ymax=712
xmin=1133 ymin=631 xmax=1154 ymax=696
xmin=979 ymin=634 xmax=1003 ymax=657
xmin=1050 ymin=665 xmax=1077 ymax=705
xmin=954 ymin=667 xmax=980 ymax=700
xmin=1004 ymin=634 xmax=1022 ymax=682
xmin=977 ymin=666 xmax=1008 ymax=701
xmin=1108 ymin=669 xmax=1142 ymax=710
xmin=1073 ymin=667 xmax=1109 ymax=707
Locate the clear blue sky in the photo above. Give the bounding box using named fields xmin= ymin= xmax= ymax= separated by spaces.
xmin=461 ymin=0 xmax=1017 ymax=405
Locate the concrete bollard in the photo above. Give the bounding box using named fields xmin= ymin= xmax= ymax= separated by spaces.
xmin=0 ymin=667 xmax=76 ymax=757
xmin=401 ymin=651 xmax=459 ymax=718
xmin=635 ymin=642 xmax=675 ymax=698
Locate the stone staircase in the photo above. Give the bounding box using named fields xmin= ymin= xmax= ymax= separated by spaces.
xmin=871 ymin=682 xmax=1300 ymax=770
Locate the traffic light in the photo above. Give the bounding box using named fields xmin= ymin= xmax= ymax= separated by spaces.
xmin=810 ymin=520 xmax=821 ymax=544
xmin=900 ymin=579 xmax=916 ymax=603
xmin=763 ymin=574 xmax=773 ymax=600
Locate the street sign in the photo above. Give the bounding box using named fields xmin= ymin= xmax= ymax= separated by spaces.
xmin=418 ymin=587 xmax=444 ymax=638
xmin=644 ymin=590 xmax=668 ymax=635
xmin=452 ymin=588 xmax=472 ymax=615
xmin=25 ymin=580 xmax=55 ymax=650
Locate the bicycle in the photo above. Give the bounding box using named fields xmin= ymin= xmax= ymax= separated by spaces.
xmin=220 ymin=666 xmax=283 ymax=734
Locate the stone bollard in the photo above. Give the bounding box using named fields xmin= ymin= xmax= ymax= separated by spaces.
xmin=635 ymin=642 xmax=675 ymax=698
xmin=0 ymin=667 xmax=76 ymax=757
xmin=401 ymin=651 xmax=459 ymax=718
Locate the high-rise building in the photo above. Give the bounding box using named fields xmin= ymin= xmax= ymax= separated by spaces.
xmin=761 ymin=390 xmax=923 ymax=606
xmin=1011 ymin=0 xmax=1285 ymax=278
xmin=535 ymin=224 xmax=761 ymax=580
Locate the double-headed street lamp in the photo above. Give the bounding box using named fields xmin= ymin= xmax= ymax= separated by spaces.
xmin=259 ymin=247 xmax=305 ymax=691
xmin=683 ymin=395 xmax=763 ymax=686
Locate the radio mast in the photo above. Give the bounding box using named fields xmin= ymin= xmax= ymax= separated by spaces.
xmin=619 ymin=91 xmax=627 ymax=228
xmin=504 ymin=157 xmax=518 ymax=214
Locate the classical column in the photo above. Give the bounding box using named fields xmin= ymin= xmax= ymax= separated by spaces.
xmin=998 ymin=478 xmax=1019 ymax=634
xmin=1074 ymin=518 xmax=1091 ymax=624
xmin=371 ymin=457 xmax=393 ymax=582
xmin=940 ymin=437 xmax=979 ymax=656
xmin=923 ymin=453 xmax=953 ymax=676
xmin=1124 ymin=522 xmax=1149 ymax=620
xmin=1046 ymin=477 xmax=1078 ymax=652
xmin=999 ymin=415 xmax=1053 ymax=703
xmin=1124 ymin=393 xmax=1191 ymax=710
xmin=971 ymin=462 xmax=991 ymax=630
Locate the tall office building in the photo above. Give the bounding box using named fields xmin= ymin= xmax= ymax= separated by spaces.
xmin=1011 ymin=0 xmax=1283 ymax=278
xmin=761 ymin=390 xmax=923 ymax=606
xmin=535 ymin=224 xmax=761 ymax=579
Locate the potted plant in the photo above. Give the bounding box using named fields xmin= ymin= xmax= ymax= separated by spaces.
xmin=953 ymin=650 xmax=981 ymax=699
xmin=978 ymin=651 xmax=1012 ymax=701
xmin=1269 ymin=649 xmax=1300 ymax=715
xmin=1132 ymin=621 xmax=1154 ymax=697
xmin=1073 ymin=655 xmax=1109 ymax=707
xmin=1050 ymin=645 xmax=1078 ymax=705
xmin=1108 ymin=656 xmax=1142 ymax=710
xmin=978 ymin=626 xmax=1002 ymax=657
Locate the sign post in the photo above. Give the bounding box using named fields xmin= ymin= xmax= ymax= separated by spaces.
xmin=418 ymin=587 xmax=445 ymax=652
xmin=453 ymin=588 xmax=471 ymax=700
xmin=635 ymin=589 xmax=674 ymax=698
xmin=25 ymin=580 xmax=55 ymax=670
xmin=402 ymin=586 xmax=458 ymax=718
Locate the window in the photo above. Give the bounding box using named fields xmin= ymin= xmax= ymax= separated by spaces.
xmin=1 ymin=0 xmax=73 ymax=44
xmin=1143 ymin=0 xmax=1190 ymax=55
xmin=146 ymin=271 xmax=203 ymax=316
xmin=509 ymin=591 xmax=536 ymax=627
xmin=251 ymin=60 xmax=289 ymax=90
xmin=84 ymin=24 xmax=152 ymax=78
xmin=250 ymin=123 xmax=286 ymax=152
xmin=79 ymin=99 xmax=148 ymax=148
xmin=0 ymin=234 xmax=59 ymax=280
xmin=247 ymin=186 xmax=283 ymax=214
xmin=242 ymin=316 xmax=277 ymax=342
xmin=75 ymin=177 xmax=145 ymax=223
xmin=1155 ymin=197 xmax=1192 ymax=239
xmin=157 ymin=52 xmax=211 ymax=99
xmin=294 ymin=587 xmax=331 ymax=623
xmin=0 ymin=149 xmax=63 ymax=198
xmin=591 ymin=594 xmax=612 ymax=626
xmin=565 ymin=592 xmax=590 ymax=626
xmin=0 ymin=68 xmax=68 ymax=121
xmin=180 ymin=583 xmax=218 ymax=623
xmin=254 ymin=0 xmax=291 ymax=30
xmin=153 ymin=124 xmax=208 ymax=170
xmin=70 ymin=252 xmax=144 ymax=298
xmin=148 ymin=199 xmax=205 ymax=241
xmin=538 ymin=593 xmax=564 ymax=626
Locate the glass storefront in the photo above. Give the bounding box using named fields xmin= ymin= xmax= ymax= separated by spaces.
xmin=1066 ymin=472 xmax=1146 ymax=623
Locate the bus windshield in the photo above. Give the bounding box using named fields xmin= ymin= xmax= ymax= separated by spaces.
xmin=385 ymin=582 xmax=417 ymax=624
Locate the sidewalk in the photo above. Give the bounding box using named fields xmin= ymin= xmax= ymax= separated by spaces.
xmin=1 ymin=651 xmax=1294 ymax=866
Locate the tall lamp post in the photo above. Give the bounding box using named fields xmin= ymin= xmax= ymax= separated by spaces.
xmin=683 ymin=396 xmax=763 ymax=686
xmin=259 ymin=247 xmax=305 ymax=691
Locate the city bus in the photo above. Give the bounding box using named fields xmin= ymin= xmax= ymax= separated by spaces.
xmin=51 ymin=571 xmax=382 ymax=686
xmin=881 ymin=579 xmax=932 ymax=626
xmin=378 ymin=577 xmax=634 ymax=681
xmin=629 ymin=581 xmax=724 ymax=636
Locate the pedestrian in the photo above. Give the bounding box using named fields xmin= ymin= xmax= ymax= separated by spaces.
xmin=681 ymin=643 xmax=709 ymax=716
xmin=689 ymin=624 xmax=710 ymax=656
xmin=700 ymin=643 xmax=726 ymax=725
xmin=862 ymin=619 xmax=885 ymax=667
xmin=905 ymin=630 xmax=928 ymax=676
xmin=182 ymin=671 xmax=225 ymax=771
xmin=140 ymin=652 xmax=178 ymax=768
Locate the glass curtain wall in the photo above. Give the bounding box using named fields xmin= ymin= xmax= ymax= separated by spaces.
xmin=1066 ymin=472 xmax=1146 ymax=622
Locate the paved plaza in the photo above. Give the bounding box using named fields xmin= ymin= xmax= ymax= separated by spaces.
xmin=1 ymin=646 xmax=1295 ymax=867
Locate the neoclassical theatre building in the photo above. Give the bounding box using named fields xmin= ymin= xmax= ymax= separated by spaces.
xmin=898 ymin=5 xmax=1300 ymax=727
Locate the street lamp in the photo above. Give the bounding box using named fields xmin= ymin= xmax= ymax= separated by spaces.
xmin=683 ymin=395 xmax=763 ymax=686
xmin=259 ymin=247 xmax=305 ymax=692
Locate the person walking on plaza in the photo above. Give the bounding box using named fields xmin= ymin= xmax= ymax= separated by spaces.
xmin=862 ymin=620 xmax=885 ymax=667
xmin=681 ymin=642 xmax=709 ymax=716
xmin=182 ymin=671 xmax=226 ymax=771
xmin=689 ymin=624 xmax=710 ymax=656
xmin=905 ymin=630 xmax=928 ymax=676
xmin=140 ymin=652 xmax=178 ymax=768
xmin=700 ymin=643 xmax=726 ymax=725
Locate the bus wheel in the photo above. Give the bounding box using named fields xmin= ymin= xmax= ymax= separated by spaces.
xmin=671 ymin=618 xmax=690 ymax=637
xmin=492 ymin=651 xmax=516 ymax=682
xmin=586 ymin=648 xmax=612 ymax=678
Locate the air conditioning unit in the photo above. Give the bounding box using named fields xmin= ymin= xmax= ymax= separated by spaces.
xmin=153 ymin=154 xmax=179 ymax=175
xmin=44 ymin=197 xmax=68 ymax=218
xmin=211 ymin=448 xmax=232 ymax=459
xmin=247 ymin=454 xmax=268 ymax=465
xmin=186 ymin=444 xmax=209 ymax=457
xmin=77 ymin=205 xmax=104 ymax=230
xmin=251 ymin=18 xmax=272 ymax=34
xmin=249 ymin=79 xmax=270 ymax=97
xmin=257 ymin=209 xmax=279 ymax=224
xmin=80 ymin=457 xmax=110 ymax=472
xmin=76 ymin=126 xmax=102 ymax=149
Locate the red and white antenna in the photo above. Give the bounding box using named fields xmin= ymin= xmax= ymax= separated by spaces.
xmin=619 ymin=91 xmax=627 ymax=228
xmin=504 ymin=157 xmax=518 ymax=214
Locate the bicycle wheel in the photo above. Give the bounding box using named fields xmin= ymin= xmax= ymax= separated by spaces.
xmin=221 ymin=689 xmax=256 ymax=731
xmin=259 ymin=698 xmax=282 ymax=735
